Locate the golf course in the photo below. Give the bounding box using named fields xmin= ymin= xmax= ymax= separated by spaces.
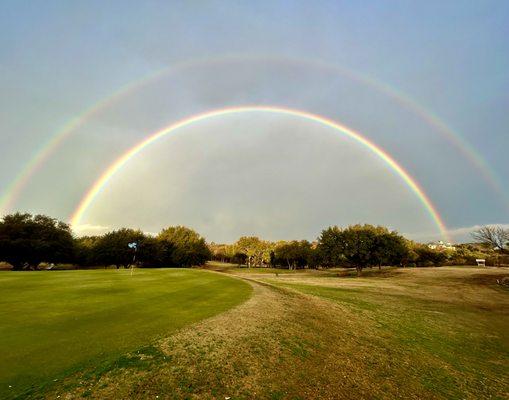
xmin=1 ymin=265 xmax=507 ymax=399
xmin=0 ymin=269 xmax=251 ymax=399
xmin=2 ymin=1 xmax=508 ymax=398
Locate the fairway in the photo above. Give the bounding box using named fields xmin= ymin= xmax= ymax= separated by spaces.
xmin=0 ymin=268 xmax=252 ymax=399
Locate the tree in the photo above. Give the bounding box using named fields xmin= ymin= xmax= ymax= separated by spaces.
xmin=74 ymin=235 xmax=102 ymax=266
xmin=371 ymin=231 xmax=409 ymax=269
xmin=412 ymin=244 xmax=448 ymax=267
xmin=0 ymin=213 xmax=74 ymax=270
xmin=231 ymin=252 xmax=248 ymax=266
xmin=472 ymin=226 xmax=509 ymax=252
xmin=209 ymin=243 xmax=237 ymax=263
xmin=400 ymin=239 xmax=419 ymax=267
xmin=338 ymin=225 xmax=378 ymax=275
xmin=235 ymin=236 xmax=271 ymax=268
xmin=138 ymin=236 xmax=175 ymax=268
xmin=158 ymin=226 xmax=211 ymax=267
xmin=75 ymin=231 xmax=170 ymax=268
xmin=316 ymin=226 xmax=345 ymax=268
xmin=273 ymin=240 xmax=312 ymax=269
xmin=449 ymin=243 xmax=490 ymax=266
xmin=317 ymin=225 xmax=378 ymax=273
xmin=317 ymin=224 xmax=409 ymax=275
xmin=93 ymin=228 xmax=147 ymax=268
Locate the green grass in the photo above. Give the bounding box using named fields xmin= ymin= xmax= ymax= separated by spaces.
xmin=273 ymin=272 xmax=509 ymax=399
xmin=0 ymin=268 xmax=252 ymax=399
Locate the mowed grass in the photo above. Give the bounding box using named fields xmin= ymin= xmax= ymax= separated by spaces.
xmin=0 ymin=268 xmax=252 ymax=399
xmin=268 ymin=267 xmax=509 ymax=398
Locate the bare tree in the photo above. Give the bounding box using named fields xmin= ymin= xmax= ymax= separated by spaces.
xmin=471 ymin=226 xmax=509 ymax=251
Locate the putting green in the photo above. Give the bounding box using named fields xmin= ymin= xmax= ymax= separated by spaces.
xmin=0 ymin=268 xmax=251 ymax=399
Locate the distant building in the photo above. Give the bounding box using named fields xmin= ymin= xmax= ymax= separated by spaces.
xmin=428 ymin=240 xmax=456 ymax=251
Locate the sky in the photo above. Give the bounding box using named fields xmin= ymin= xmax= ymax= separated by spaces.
xmin=0 ymin=0 xmax=508 ymax=243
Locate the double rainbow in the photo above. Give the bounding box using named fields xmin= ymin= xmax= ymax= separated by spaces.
xmin=0 ymin=55 xmax=505 ymax=217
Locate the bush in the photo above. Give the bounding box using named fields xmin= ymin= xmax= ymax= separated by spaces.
xmin=413 ymin=245 xmax=448 ymax=267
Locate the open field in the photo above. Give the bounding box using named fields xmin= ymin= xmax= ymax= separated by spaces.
xmin=1 ymin=266 xmax=508 ymax=399
xmin=0 ymin=269 xmax=252 ymax=399
xmin=263 ymin=267 xmax=509 ymax=398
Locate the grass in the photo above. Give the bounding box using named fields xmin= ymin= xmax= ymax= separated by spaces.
xmin=0 ymin=268 xmax=252 ymax=399
xmin=2 ymin=266 xmax=508 ymax=399
xmin=268 ymin=267 xmax=509 ymax=398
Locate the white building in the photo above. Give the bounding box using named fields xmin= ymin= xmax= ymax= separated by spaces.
xmin=428 ymin=240 xmax=456 ymax=251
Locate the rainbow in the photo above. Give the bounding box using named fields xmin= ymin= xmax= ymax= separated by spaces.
xmin=70 ymin=106 xmax=450 ymax=241
xmin=2 ymin=54 xmax=504 ymax=216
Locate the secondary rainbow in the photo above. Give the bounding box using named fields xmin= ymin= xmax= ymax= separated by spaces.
xmin=70 ymin=105 xmax=450 ymax=241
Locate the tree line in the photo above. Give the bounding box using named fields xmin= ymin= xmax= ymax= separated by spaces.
xmin=1 ymin=212 xmax=507 ymax=272
xmin=0 ymin=213 xmax=210 ymax=270
xmin=210 ymin=224 xmax=453 ymax=275
xmin=210 ymin=225 xmax=509 ymax=271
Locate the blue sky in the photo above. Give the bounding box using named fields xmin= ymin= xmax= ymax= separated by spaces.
xmin=0 ymin=1 xmax=508 ymax=242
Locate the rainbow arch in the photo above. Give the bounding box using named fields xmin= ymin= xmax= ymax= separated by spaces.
xmin=70 ymin=106 xmax=449 ymax=241
xmin=1 ymin=54 xmax=505 ymax=216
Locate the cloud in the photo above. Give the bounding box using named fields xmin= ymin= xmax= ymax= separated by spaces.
xmin=143 ymin=231 xmax=158 ymax=237
xmin=446 ymin=223 xmax=509 ymax=241
xmin=72 ymin=224 xmax=159 ymax=237
xmin=72 ymin=224 xmax=110 ymax=236
xmin=402 ymin=223 xmax=509 ymax=244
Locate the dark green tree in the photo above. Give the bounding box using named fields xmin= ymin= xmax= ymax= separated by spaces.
xmin=94 ymin=228 xmax=147 ymax=268
xmin=0 ymin=213 xmax=74 ymax=270
xmin=371 ymin=230 xmax=409 ymax=269
xmin=74 ymin=235 xmax=102 ymax=266
xmin=157 ymin=226 xmax=211 ymax=267
xmin=339 ymin=225 xmax=377 ymax=275
xmin=317 ymin=224 xmax=409 ymax=275
xmin=316 ymin=226 xmax=345 ymax=268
